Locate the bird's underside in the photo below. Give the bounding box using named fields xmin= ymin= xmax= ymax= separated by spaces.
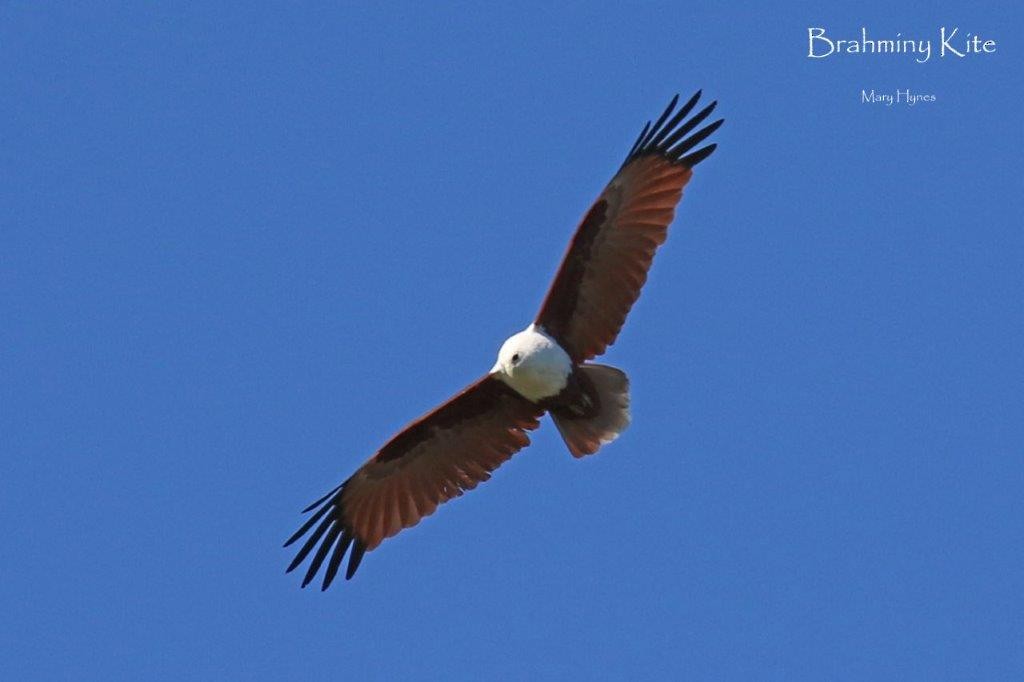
xmin=285 ymin=91 xmax=723 ymax=589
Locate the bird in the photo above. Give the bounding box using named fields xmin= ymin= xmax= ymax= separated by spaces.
xmin=285 ymin=91 xmax=723 ymax=589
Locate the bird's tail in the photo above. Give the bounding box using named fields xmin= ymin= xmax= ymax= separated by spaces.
xmin=551 ymin=364 xmax=631 ymax=458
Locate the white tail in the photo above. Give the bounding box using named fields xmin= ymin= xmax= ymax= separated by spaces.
xmin=551 ymin=364 xmax=631 ymax=458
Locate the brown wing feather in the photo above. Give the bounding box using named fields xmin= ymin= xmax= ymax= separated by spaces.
xmin=536 ymin=92 xmax=722 ymax=362
xmin=285 ymin=375 xmax=542 ymax=589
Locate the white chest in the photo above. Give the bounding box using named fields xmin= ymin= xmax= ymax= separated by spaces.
xmin=493 ymin=325 xmax=572 ymax=402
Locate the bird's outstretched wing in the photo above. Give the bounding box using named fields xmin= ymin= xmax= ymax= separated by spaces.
xmin=535 ymin=91 xmax=723 ymax=362
xmin=285 ymin=375 xmax=543 ymax=589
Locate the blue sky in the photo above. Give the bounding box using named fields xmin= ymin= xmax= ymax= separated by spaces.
xmin=2 ymin=3 xmax=1021 ymax=680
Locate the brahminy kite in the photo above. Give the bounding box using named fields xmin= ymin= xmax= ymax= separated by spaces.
xmin=285 ymin=91 xmax=722 ymax=588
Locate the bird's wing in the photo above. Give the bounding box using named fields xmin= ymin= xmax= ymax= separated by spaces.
xmin=535 ymin=92 xmax=722 ymax=362
xmin=284 ymin=375 xmax=543 ymax=589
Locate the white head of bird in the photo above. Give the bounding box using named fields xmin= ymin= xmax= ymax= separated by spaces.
xmin=491 ymin=324 xmax=572 ymax=402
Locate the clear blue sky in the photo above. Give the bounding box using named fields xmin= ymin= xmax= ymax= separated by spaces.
xmin=2 ymin=3 xmax=1021 ymax=680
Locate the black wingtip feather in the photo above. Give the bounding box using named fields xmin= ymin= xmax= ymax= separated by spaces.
xmin=286 ymin=514 xmax=334 ymax=573
xmin=301 ymin=523 xmax=341 ymax=588
xmin=668 ymin=118 xmax=724 ymax=158
xmin=679 ymin=142 xmax=717 ymax=168
xmin=648 ymin=92 xmax=700 ymax=149
xmin=621 ymin=90 xmax=722 ymax=169
xmin=283 ymin=497 xmax=334 ymax=547
xmin=625 ymin=121 xmax=651 ymax=160
xmin=286 ymin=482 xmax=367 ymax=589
xmin=346 ymin=541 xmax=367 ymax=580
xmin=301 ymin=483 xmax=342 ymax=513
xmin=321 ymin=531 xmax=354 ymax=590
xmin=641 ymin=93 xmax=679 ymax=148
xmin=657 ymin=101 xmax=716 ymax=151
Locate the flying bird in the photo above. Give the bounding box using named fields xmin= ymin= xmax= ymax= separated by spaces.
xmin=285 ymin=91 xmax=723 ymax=589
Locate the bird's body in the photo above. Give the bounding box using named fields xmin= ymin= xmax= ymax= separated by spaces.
xmin=285 ymin=91 xmax=723 ymax=588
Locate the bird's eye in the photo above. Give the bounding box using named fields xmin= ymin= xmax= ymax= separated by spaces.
xmin=511 ymin=353 xmax=520 ymax=364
